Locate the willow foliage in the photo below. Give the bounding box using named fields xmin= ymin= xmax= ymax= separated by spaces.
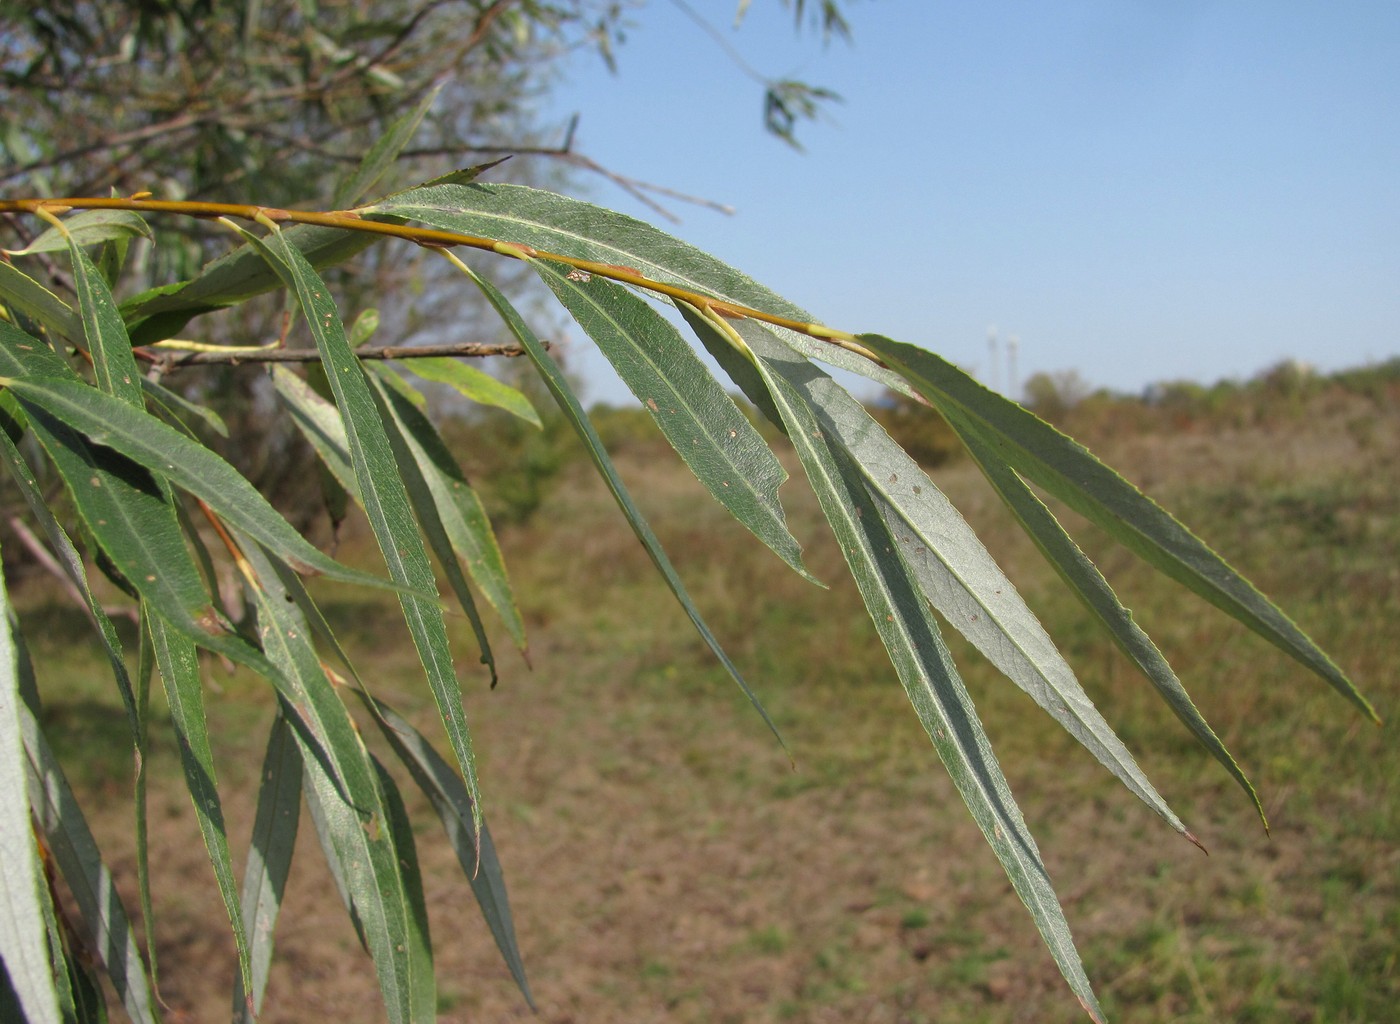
xmin=0 ymin=123 xmax=1374 ymax=1023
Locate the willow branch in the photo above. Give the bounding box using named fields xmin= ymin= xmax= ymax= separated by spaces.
xmin=0 ymin=194 xmax=882 ymax=366
xmin=144 ymin=341 xmax=535 ymax=368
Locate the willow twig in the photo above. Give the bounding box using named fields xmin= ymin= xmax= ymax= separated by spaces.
xmin=143 ymin=340 xmax=537 ymax=369
xmin=0 ymin=194 xmax=882 ymax=366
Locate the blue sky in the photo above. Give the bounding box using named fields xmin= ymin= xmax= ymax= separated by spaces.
xmin=539 ymin=1 xmax=1399 ymax=405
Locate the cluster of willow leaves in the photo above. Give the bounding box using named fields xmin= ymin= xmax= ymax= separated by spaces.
xmin=0 ymin=151 xmax=1376 ymax=1022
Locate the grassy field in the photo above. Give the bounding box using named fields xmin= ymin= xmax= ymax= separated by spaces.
xmin=15 ymin=372 xmax=1399 ymax=1023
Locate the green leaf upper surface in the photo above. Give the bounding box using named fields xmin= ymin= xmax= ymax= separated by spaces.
xmin=860 ymin=334 xmax=1376 ymax=723
xmin=0 ymin=373 xmax=399 ymax=592
xmin=66 ymin=236 xmax=143 ymax=409
xmin=0 ymin=261 xmax=81 ymax=342
xmin=949 ymin=411 xmax=1264 ymax=827
xmin=333 ymin=83 xmax=443 ymax=209
xmin=368 ymin=182 xmax=918 ymax=397
xmin=19 ymin=701 xmax=158 ymax=1024
xmin=534 ymin=259 xmax=816 ymax=584
xmin=453 ymin=257 xmax=789 ymax=753
xmin=738 ymin=323 xmax=1105 ymax=1022
xmin=234 ymin=221 xmax=484 ymax=840
xmin=240 ymin=539 xmax=435 ymax=1024
xmin=371 ymin=369 xmax=524 ymax=664
xmin=737 ymin=323 xmax=1187 ymax=838
xmin=0 ymin=564 xmax=63 ymax=1024
xmin=121 ymin=220 xmax=380 ymax=330
xmin=145 ymin=609 xmax=253 ymax=1000
xmin=234 ymin=712 xmax=302 ymax=1024
xmin=360 ymin=694 xmax=534 ymax=1009
xmin=5 ymin=209 xmax=153 ymax=256
xmin=400 ymin=357 xmax=541 ymax=426
xmin=0 ymin=415 xmax=139 ymax=750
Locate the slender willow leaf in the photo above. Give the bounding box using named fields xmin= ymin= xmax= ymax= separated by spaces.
xmin=945 ymin=406 xmax=1266 ymax=826
xmin=369 ymin=372 xmax=512 ymax=676
xmin=122 ymin=222 xmax=380 ymax=339
xmin=12 ymin=388 xmax=225 ymax=637
xmin=275 ymin=361 xmax=516 ymax=672
xmin=0 ymin=563 xmax=63 ymax=1024
xmin=0 ymin=419 xmax=138 ymax=744
xmin=36 ymin=854 xmax=84 ymax=1024
xmin=372 ymin=370 xmax=523 ymax=646
xmin=533 ymin=259 xmax=815 ymax=584
xmin=0 ymin=335 xmax=314 ymax=723
xmin=140 ymin=376 xmax=230 ymax=437
xmin=300 ymin=754 xmax=434 ymax=1024
xmin=240 ymin=539 xmax=434 ymax=1024
xmin=120 ymin=165 xmax=502 ymax=345
xmin=451 ymin=256 xmax=788 ymax=752
xmin=19 ymin=704 xmax=157 ymax=1024
xmin=357 ymin=692 xmax=533 ymax=1007
xmin=270 ymin=366 xmax=360 ymax=496
xmin=133 ymin=612 xmax=159 ymax=1007
xmin=0 ymin=262 xmax=81 ymax=341
xmin=5 ymin=209 xmax=152 ymax=256
xmin=734 ymin=323 xmax=1188 ymax=838
xmin=740 ymin=327 xmax=1106 ymax=1022
xmin=400 ymin=357 xmax=540 ymax=426
xmin=234 ymin=711 xmax=302 ymax=1024
xmin=368 ymin=182 xmax=917 ymax=397
xmin=143 ymin=608 xmax=254 ymax=1000
xmin=233 ymin=221 xmax=484 ymax=841
xmin=333 ymin=84 xmax=443 ymax=209
xmin=858 ymin=334 xmax=1377 ymax=723
xmin=0 ymin=374 xmax=400 ymax=592
xmin=370 ymin=755 xmax=435 ymax=1018
xmin=62 ymin=239 xmax=143 ymax=410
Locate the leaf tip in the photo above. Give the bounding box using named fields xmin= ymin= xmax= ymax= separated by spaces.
xmin=1077 ymin=994 xmax=1108 ymax=1024
xmin=1185 ymin=830 xmax=1209 ymax=856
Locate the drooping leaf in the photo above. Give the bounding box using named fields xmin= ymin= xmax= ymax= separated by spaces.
xmin=233 ymin=711 xmax=302 ymax=1024
xmin=358 ymin=693 xmax=534 ymax=1008
xmin=0 ymin=563 xmax=63 ymax=1024
xmin=0 ymin=412 xmax=138 ymax=748
xmin=63 ymin=234 xmax=143 ymax=409
xmin=368 ymin=181 xmax=918 ymax=397
xmin=19 ymin=702 xmax=158 ymax=1024
xmin=0 ymin=261 xmax=81 ymax=342
xmin=270 ymin=365 xmax=360 ymax=496
xmin=449 ymin=255 xmax=788 ymax=753
xmin=369 ymin=370 xmax=517 ymax=673
xmin=133 ymin=610 xmax=158 ymax=1007
xmin=143 ymin=607 xmax=253 ymax=1001
xmin=369 ymin=754 xmax=436 ymax=1018
xmin=734 ymin=321 xmax=1189 ymax=839
xmin=858 ymin=334 xmax=1377 ymax=723
xmin=239 ymin=538 xmax=435 ymax=1024
xmin=231 ymin=219 xmax=484 ymax=841
xmin=738 ymin=321 xmax=1106 ymax=1022
xmin=944 ymin=404 xmax=1265 ymax=826
xmin=533 ymin=259 xmax=816 ymax=584
xmin=400 ymin=356 xmax=540 ymax=426
xmin=0 ymin=371 xmax=403 ymax=592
